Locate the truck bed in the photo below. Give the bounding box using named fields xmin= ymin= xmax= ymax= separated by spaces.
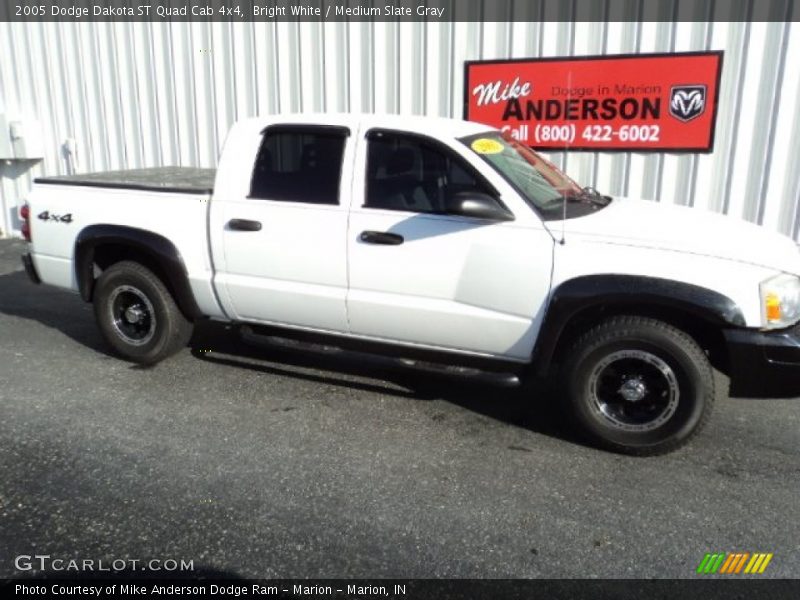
xmin=34 ymin=167 xmax=216 ymax=195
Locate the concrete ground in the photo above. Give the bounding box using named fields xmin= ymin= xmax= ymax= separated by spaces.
xmin=0 ymin=239 xmax=797 ymax=579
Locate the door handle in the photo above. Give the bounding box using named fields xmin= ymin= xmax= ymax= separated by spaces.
xmin=360 ymin=231 xmax=404 ymax=245
xmin=228 ymin=219 xmax=262 ymax=232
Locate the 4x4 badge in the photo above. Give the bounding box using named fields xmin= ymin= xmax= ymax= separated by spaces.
xmin=670 ymin=85 xmax=707 ymax=123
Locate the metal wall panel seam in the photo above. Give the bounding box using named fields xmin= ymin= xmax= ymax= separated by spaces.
xmin=622 ymin=19 xmax=643 ymax=198
xmin=320 ymin=20 xmax=328 ymax=112
xmin=754 ymin=18 xmax=791 ymax=226
xmin=685 ymin=18 xmax=714 ymax=208
xmin=651 ymin=16 xmax=678 ymax=204
xmin=719 ymin=20 xmax=751 ymax=216
xmin=793 ymin=177 xmax=800 ymax=240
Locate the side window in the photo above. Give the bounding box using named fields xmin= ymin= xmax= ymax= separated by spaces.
xmin=250 ymin=128 xmax=347 ymax=204
xmin=365 ymin=132 xmax=494 ymax=214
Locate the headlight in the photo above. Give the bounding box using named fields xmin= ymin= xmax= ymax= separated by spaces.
xmin=760 ymin=273 xmax=800 ymax=328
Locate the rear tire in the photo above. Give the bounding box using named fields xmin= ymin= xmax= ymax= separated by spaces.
xmin=93 ymin=261 xmax=193 ymax=364
xmin=561 ymin=316 xmax=714 ymax=455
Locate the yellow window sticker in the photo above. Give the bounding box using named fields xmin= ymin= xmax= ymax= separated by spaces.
xmin=471 ymin=138 xmax=505 ymax=155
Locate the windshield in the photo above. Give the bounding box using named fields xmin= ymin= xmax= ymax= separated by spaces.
xmin=460 ymin=131 xmax=592 ymax=217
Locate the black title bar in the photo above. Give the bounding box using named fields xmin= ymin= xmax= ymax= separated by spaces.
xmin=4 ymin=579 xmax=800 ymax=600
xmin=2 ymin=0 xmax=799 ymax=22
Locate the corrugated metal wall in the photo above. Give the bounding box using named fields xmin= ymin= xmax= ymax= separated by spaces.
xmin=1 ymin=19 xmax=799 ymax=240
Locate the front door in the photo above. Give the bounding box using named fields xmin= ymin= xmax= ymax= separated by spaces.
xmin=346 ymin=129 xmax=554 ymax=361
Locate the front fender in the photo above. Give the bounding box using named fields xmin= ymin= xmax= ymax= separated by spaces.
xmin=531 ymin=274 xmax=746 ymax=375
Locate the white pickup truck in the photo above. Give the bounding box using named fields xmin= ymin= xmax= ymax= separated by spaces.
xmin=20 ymin=114 xmax=800 ymax=454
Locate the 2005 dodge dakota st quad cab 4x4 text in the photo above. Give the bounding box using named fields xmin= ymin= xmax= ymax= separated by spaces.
xmin=19 ymin=114 xmax=800 ymax=454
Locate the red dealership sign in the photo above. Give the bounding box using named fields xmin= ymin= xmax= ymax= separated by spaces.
xmin=464 ymin=52 xmax=723 ymax=152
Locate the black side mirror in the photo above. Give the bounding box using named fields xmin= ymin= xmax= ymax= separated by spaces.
xmin=446 ymin=192 xmax=515 ymax=221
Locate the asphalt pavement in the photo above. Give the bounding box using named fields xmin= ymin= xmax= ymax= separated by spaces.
xmin=0 ymin=239 xmax=797 ymax=579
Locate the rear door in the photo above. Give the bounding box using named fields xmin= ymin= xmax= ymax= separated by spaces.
xmin=345 ymin=129 xmax=554 ymax=361
xmin=211 ymin=123 xmax=353 ymax=332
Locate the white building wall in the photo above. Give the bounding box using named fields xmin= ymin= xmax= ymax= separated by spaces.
xmin=1 ymin=19 xmax=798 ymax=241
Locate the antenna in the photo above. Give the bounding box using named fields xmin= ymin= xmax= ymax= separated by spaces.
xmin=560 ymin=69 xmax=572 ymax=246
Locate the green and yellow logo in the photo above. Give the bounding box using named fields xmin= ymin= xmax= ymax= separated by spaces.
xmin=696 ymin=552 xmax=773 ymax=575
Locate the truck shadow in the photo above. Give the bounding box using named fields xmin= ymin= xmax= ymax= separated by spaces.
xmin=0 ymin=270 xmax=107 ymax=353
xmin=0 ymin=269 xmax=573 ymax=444
xmin=188 ymin=319 xmax=574 ymax=442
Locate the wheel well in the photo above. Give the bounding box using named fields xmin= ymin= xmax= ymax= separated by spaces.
xmin=548 ymin=304 xmax=730 ymax=375
xmin=88 ymin=244 xmax=188 ymax=318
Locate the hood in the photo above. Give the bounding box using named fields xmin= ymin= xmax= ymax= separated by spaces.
xmin=557 ymin=197 xmax=800 ymax=276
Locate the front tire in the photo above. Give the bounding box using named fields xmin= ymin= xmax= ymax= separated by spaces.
xmin=93 ymin=261 xmax=194 ymax=364
xmin=561 ymin=316 xmax=714 ymax=455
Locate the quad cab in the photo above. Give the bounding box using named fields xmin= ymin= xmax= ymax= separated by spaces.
xmin=19 ymin=114 xmax=800 ymax=454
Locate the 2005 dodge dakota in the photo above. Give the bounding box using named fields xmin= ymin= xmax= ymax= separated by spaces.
xmin=20 ymin=114 xmax=800 ymax=454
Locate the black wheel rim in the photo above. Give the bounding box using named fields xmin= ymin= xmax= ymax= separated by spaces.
xmin=108 ymin=285 xmax=156 ymax=346
xmin=588 ymin=349 xmax=680 ymax=432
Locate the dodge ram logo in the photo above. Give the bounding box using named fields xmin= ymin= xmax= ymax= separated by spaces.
xmin=669 ymin=85 xmax=707 ymax=122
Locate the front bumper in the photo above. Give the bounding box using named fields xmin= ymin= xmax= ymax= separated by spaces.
xmin=21 ymin=253 xmax=41 ymax=284
xmin=725 ymin=323 xmax=800 ymax=398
